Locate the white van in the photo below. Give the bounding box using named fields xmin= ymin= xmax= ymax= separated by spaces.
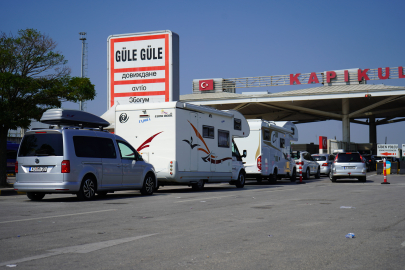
xmin=14 ymin=109 xmax=157 ymax=201
xmin=112 ymin=102 xmax=249 ymax=190
xmin=234 ymin=120 xmax=298 ymax=183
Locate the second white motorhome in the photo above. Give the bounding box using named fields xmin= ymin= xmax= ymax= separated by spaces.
xmin=234 ymin=120 xmax=298 ymax=183
xmin=113 ymin=102 xmax=250 ymax=190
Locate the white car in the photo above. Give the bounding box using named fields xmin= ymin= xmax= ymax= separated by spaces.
xmin=292 ymin=151 xmax=320 ymax=179
xmin=312 ymin=153 xmax=335 ymax=175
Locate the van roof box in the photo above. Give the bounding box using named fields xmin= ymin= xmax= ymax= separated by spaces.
xmin=40 ymin=109 xmax=110 ymax=128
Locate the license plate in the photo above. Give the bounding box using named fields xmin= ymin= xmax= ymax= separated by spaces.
xmin=344 ymin=166 xmax=355 ymax=169
xmin=30 ymin=166 xmax=47 ymax=172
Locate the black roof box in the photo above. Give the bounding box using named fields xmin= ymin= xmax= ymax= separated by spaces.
xmin=40 ymin=109 xmax=110 ymax=128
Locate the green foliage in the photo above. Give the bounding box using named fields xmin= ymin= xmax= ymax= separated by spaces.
xmin=0 ymin=28 xmax=96 ymax=186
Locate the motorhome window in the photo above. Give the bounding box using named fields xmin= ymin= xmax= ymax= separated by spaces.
xmin=280 ymin=138 xmax=285 ymax=148
xmin=18 ymin=134 xmax=63 ymax=157
xmin=263 ymin=130 xmax=270 ymax=141
xmin=218 ymin=130 xmax=230 ymax=148
xmin=234 ymin=118 xmax=241 ymax=130
xmin=117 ymin=141 xmax=141 ymax=160
xmin=203 ymin=125 xmax=214 ymax=139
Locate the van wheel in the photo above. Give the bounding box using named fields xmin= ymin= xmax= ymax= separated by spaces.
xmin=140 ymin=174 xmax=155 ymax=195
xmin=268 ymin=170 xmax=277 ymax=184
xmin=235 ymin=172 xmax=245 ymax=188
xmin=315 ymin=167 xmax=321 ymax=179
xmin=290 ymin=169 xmax=296 ymax=182
xmin=303 ymin=168 xmax=310 ymax=180
xmin=27 ymin=192 xmax=45 ymax=201
xmin=192 ymin=180 xmax=205 ymax=190
xmin=77 ymin=177 xmax=96 ymax=200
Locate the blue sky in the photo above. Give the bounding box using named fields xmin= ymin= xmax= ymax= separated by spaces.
xmin=2 ymin=0 xmax=404 ymax=147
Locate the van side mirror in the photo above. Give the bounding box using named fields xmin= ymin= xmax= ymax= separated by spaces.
xmin=242 ymin=150 xmax=247 ymax=158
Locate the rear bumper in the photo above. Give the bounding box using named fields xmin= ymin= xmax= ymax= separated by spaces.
xmin=332 ymin=172 xmax=366 ymax=178
xmin=14 ymin=182 xmax=81 ymax=193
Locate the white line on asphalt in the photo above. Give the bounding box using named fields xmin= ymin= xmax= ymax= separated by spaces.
xmin=0 ymin=234 xmax=157 ymax=267
xmin=401 ymin=241 xmax=405 ymax=247
xmin=174 ymin=195 xmax=237 ymax=203
xmin=0 ymin=209 xmax=117 ymax=224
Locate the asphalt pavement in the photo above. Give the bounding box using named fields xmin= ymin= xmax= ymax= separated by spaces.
xmin=1 ymin=172 xmax=405 ymax=269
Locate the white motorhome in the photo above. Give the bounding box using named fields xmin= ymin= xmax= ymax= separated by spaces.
xmin=234 ymin=120 xmax=298 ymax=183
xmin=113 ymin=102 xmax=250 ymax=190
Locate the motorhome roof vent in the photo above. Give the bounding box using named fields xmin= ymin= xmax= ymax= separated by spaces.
xmin=40 ymin=109 xmax=110 ymax=128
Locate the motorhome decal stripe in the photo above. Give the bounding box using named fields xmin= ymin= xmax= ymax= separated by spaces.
xmin=187 ymin=121 xmax=210 ymax=153
xmin=137 ymin=131 xmax=163 ymax=152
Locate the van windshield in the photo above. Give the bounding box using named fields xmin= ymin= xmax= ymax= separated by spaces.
xmin=18 ymin=133 xmax=63 ymax=157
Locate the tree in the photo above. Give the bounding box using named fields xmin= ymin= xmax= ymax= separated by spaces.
xmin=0 ymin=29 xmax=96 ymax=187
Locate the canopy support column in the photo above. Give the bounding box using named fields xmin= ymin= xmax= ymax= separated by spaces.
xmin=342 ymin=98 xmax=350 ymax=151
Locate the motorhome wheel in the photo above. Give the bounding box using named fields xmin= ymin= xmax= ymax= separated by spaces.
xmin=235 ymin=172 xmax=245 ymax=188
xmin=192 ymin=180 xmax=205 ymax=190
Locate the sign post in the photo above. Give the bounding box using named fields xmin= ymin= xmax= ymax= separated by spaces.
xmin=107 ymin=30 xmax=179 ymax=108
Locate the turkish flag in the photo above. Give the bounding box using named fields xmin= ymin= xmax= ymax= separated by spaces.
xmin=199 ymin=79 xmax=214 ymax=91
xmin=319 ymin=136 xmax=327 ymax=150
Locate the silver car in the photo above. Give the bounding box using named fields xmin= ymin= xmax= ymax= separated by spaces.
xmin=312 ymin=154 xmax=335 ymax=175
xmin=14 ymin=109 xmax=157 ymax=201
xmin=329 ymin=152 xmax=367 ymax=182
xmin=292 ymin=151 xmax=320 ymax=179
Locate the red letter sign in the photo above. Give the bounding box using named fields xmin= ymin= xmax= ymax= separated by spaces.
xmin=378 ymin=67 xmax=390 ymax=80
xmin=290 ymin=73 xmax=301 ymax=85
xmin=358 ymin=69 xmax=370 ymax=81
xmin=399 ymin=67 xmax=405 ymax=78
xmin=326 ymin=71 xmax=336 ymax=83
xmin=307 ymin=72 xmax=319 ymax=84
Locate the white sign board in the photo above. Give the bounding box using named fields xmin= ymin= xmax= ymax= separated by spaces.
xmin=107 ymin=30 xmax=179 ymax=108
xmin=377 ymin=144 xmax=399 ymax=158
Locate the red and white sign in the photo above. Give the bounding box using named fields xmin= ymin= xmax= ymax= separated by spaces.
xmin=377 ymin=144 xmax=399 ymax=158
xmin=199 ymin=79 xmax=214 ymax=91
xmin=319 ymin=136 xmax=327 ymax=150
xmin=107 ymin=31 xmax=179 ymax=107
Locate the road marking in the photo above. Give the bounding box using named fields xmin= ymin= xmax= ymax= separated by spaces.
xmin=0 ymin=209 xmax=117 ymax=224
xmin=174 ymin=195 xmax=237 ymax=203
xmin=401 ymin=241 xmax=405 ymax=247
xmin=0 ymin=234 xmax=157 ymax=267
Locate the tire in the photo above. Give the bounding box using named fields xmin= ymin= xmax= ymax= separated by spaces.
xmin=358 ymin=177 xmax=366 ymax=182
xmin=140 ymin=174 xmax=155 ymax=195
xmin=329 ymin=172 xmax=337 ymax=182
xmin=192 ymin=180 xmax=205 ymax=191
xmin=290 ymin=168 xmax=296 ymax=182
xmin=303 ymin=168 xmax=310 ymax=180
xmin=27 ymin=192 xmax=45 ymax=201
xmin=256 ymin=176 xmax=262 ymax=183
xmin=77 ymin=177 xmax=96 ymax=200
xmin=268 ymin=169 xmax=277 ymax=184
xmin=315 ymin=167 xmax=321 ymax=179
xmin=235 ymin=172 xmax=245 ymax=188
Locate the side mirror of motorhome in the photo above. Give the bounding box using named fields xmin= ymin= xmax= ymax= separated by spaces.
xmin=242 ymin=150 xmax=247 ymax=158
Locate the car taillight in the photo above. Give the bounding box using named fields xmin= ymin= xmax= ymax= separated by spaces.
xmin=360 ymin=155 xmax=365 ymax=163
xmin=296 ymin=161 xmax=304 ymax=165
xmin=61 ymin=160 xmax=70 ymax=173
xmin=15 ymin=161 xmax=18 ymax=173
xmin=334 ymin=155 xmax=338 ymax=163
xmin=257 ymin=156 xmax=262 ymax=171
xmin=322 ymin=163 xmax=328 ymax=166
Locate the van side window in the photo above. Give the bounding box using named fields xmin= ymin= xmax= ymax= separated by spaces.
xmin=117 ymin=141 xmax=142 ymax=161
xmin=234 ymin=118 xmax=241 ymax=130
xmin=218 ymin=130 xmax=230 ymax=148
xmin=203 ymin=125 xmax=214 ymax=139
xmin=263 ymin=130 xmax=270 ymax=141
xmin=73 ymin=136 xmax=116 ymax=158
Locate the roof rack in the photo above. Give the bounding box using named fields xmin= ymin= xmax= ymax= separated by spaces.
xmin=40 ymin=109 xmax=110 ymax=129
